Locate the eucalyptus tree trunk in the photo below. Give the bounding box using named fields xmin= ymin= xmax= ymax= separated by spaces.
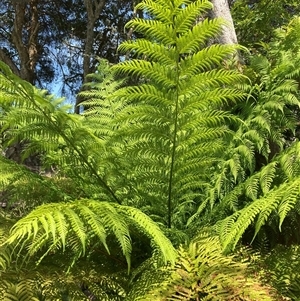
xmin=2 ymin=0 xmax=41 ymax=171
xmin=75 ymin=0 xmax=106 ymax=114
xmin=1 ymin=0 xmax=39 ymax=83
xmin=210 ymin=0 xmax=238 ymax=45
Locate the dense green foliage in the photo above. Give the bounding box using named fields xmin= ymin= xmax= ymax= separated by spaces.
xmin=1 ymin=0 xmax=300 ymax=300
xmin=137 ymin=235 xmax=275 ymax=300
xmin=231 ymin=0 xmax=300 ymax=48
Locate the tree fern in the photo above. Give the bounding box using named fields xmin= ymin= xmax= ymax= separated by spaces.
xmin=0 ymin=21 xmax=179 ymax=289
xmin=2 ymin=1 xmax=300 ymax=297
xmin=111 ymin=0 xmax=244 ymax=228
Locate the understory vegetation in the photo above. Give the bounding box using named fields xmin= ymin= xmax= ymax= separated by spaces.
xmin=1 ymin=0 xmax=300 ymax=300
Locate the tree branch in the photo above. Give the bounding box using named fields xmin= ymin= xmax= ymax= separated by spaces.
xmin=75 ymin=0 xmax=106 ymax=113
xmin=0 ymin=49 xmax=20 ymax=76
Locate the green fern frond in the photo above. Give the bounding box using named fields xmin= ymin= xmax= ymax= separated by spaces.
xmin=181 ymin=44 xmax=241 ymax=75
xmin=118 ymin=40 xmax=175 ymax=66
xmin=4 ymin=200 xmax=176 ymax=271
xmin=2 ymin=279 xmax=39 ymax=301
xmin=277 ymin=182 xmax=300 ymax=230
xmin=279 ymin=142 xmax=300 ymax=179
xmin=112 ymin=0 xmax=244 ymax=228
xmin=119 ymin=205 xmax=177 ymax=264
xmin=0 ymin=62 xmax=124 ymax=204
xmin=125 ymin=19 xmax=174 ymax=45
xmin=220 ymin=176 xmax=300 ymax=251
xmin=207 ymin=36 xmax=300 ymax=227
xmin=135 ymin=0 xmax=174 ymax=24
xmin=178 ymin=18 xmax=225 ymax=53
xmin=215 ymin=136 xmax=300 ymax=250
xmin=260 ymin=162 xmax=277 ymax=194
xmin=175 ymin=0 xmax=213 ymax=34
xmin=139 ymin=235 xmax=274 ymax=300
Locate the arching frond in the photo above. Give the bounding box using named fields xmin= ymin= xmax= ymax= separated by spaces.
xmin=0 ymin=61 xmax=124 ymax=204
xmin=4 ymin=200 xmax=177 ymax=270
xmin=220 ymin=178 xmax=300 ymax=252
xmin=200 ymin=34 xmax=300 ymax=225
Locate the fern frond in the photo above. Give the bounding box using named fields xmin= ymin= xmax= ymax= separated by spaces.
xmin=140 ymin=235 xmax=274 ymax=300
xmin=125 ymin=19 xmax=175 ymax=45
xmin=0 ymin=62 xmax=124 ymax=204
xmin=113 ymin=0 xmax=243 ymax=228
xmin=135 ymin=0 xmax=174 ymax=24
xmin=181 ymin=44 xmax=241 ymax=75
xmin=2 ymin=279 xmax=40 ymax=301
xmin=4 ymin=200 xmax=176 ymax=270
xmin=260 ymin=161 xmax=277 ymax=194
xmin=118 ymin=40 xmax=175 ymax=66
xmin=220 ymin=177 xmax=300 ymax=251
xmin=178 ymin=18 xmax=225 ymax=53
xmin=175 ymin=0 xmax=213 ymax=34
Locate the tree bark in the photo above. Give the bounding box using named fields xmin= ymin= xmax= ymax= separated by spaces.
xmin=2 ymin=0 xmax=40 ymax=169
xmin=75 ymin=0 xmax=106 ymax=114
xmin=10 ymin=0 xmax=39 ymax=83
xmin=210 ymin=0 xmax=238 ymax=45
xmin=0 ymin=0 xmax=40 ymax=83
